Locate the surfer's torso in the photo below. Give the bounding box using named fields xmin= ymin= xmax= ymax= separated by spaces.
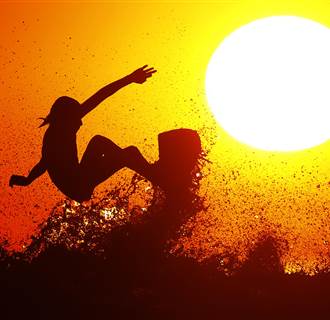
xmin=42 ymin=125 xmax=85 ymax=200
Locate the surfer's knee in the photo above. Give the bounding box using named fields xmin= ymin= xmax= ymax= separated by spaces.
xmin=123 ymin=146 xmax=140 ymax=158
xmin=122 ymin=146 xmax=141 ymax=167
xmin=90 ymin=135 xmax=106 ymax=145
xmin=87 ymin=135 xmax=112 ymax=152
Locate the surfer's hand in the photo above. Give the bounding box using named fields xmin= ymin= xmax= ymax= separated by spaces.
xmin=128 ymin=65 xmax=156 ymax=84
xmin=9 ymin=175 xmax=29 ymax=187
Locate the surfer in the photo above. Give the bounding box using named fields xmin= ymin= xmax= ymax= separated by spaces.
xmin=9 ymin=65 xmax=156 ymax=202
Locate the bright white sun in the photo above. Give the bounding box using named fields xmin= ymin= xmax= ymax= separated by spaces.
xmin=206 ymin=16 xmax=330 ymax=151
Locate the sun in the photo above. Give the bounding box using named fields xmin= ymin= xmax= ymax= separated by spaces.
xmin=206 ymin=16 xmax=330 ymax=151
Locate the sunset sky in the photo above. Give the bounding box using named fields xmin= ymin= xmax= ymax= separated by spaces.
xmin=2 ymin=0 xmax=330 ymax=274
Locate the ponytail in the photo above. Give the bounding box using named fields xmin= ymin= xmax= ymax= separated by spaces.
xmin=38 ymin=96 xmax=80 ymax=128
xmin=38 ymin=116 xmax=50 ymax=128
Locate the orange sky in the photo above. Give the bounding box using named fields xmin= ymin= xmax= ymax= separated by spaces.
xmin=2 ymin=0 xmax=330 ymax=274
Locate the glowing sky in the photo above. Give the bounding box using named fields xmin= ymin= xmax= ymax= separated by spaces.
xmin=206 ymin=16 xmax=330 ymax=151
xmin=2 ymin=0 xmax=330 ymax=274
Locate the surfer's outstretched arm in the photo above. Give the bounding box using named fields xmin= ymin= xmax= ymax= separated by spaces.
xmin=9 ymin=159 xmax=46 ymax=187
xmin=80 ymin=65 xmax=156 ymax=118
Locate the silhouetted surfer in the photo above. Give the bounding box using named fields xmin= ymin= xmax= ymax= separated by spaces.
xmin=9 ymin=65 xmax=156 ymax=202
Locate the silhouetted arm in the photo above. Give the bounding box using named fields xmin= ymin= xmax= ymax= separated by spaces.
xmin=80 ymin=65 xmax=156 ymax=118
xmin=9 ymin=159 xmax=47 ymax=187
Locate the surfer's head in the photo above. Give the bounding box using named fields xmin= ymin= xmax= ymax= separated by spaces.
xmin=39 ymin=96 xmax=82 ymax=130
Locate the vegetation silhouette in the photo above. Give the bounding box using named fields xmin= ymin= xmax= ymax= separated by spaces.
xmin=9 ymin=65 xmax=157 ymax=202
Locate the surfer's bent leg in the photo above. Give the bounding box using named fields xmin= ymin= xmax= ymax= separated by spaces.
xmin=79 ymin=135 xmax=153 ymax=189
xmin=81 ymin=135 xmax=123 ymax=165
xmin=79 ymin=135 xmax=125 ymax=187
xmin=122 ymin=146 xmax=153 ymax=180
